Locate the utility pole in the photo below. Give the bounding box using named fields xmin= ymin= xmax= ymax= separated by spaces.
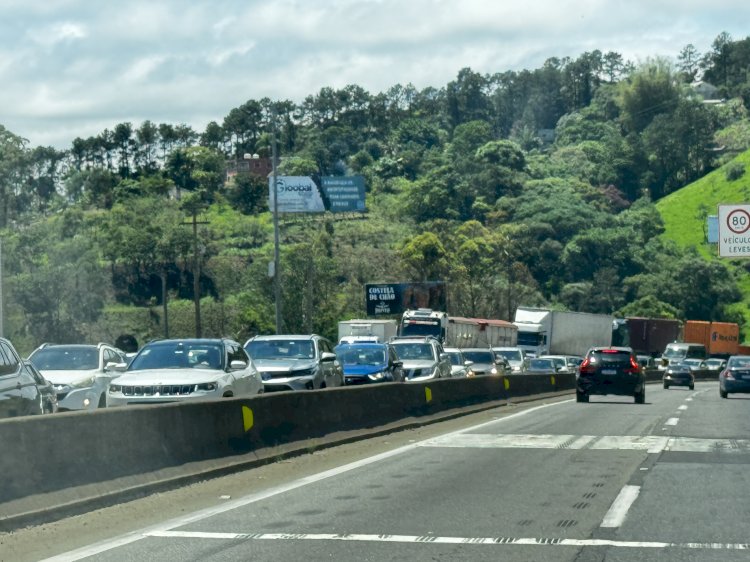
xmin=271 ymin=107 xmax=283 ymax=334
xmin=0 ymin=238 xmax=4 ymax=338
xmin=191 ymin=210 xmax=209 ymax=338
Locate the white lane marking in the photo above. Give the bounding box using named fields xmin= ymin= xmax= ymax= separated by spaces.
xmin=600 ymin=485 xmax=641 ymax=528
xmin=41 ymin=400 xmax=571 ymax=562
xmin=678 ymin=405 xmax=688 ymax=410
xmin=686 ymin=398 xmax=693 ymax=402
xmin=664 ymin=417 xmax=680 ymax=426
xmin=145 ymin=530 xmax=750 ymax=550
xmin=419 ymin=434 xmax=750 ymax=454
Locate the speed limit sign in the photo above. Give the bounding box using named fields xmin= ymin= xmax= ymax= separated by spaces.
xmin=719 ymin=204 xmax=750 ymax=257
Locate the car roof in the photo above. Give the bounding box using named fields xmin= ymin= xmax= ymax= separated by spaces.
xmin=589 ymin=346 xmax=633 ymax=353
xmin=461 ymin=347 xmax=495 ymax=352
xmin=335 ymin=342 xmax=386 ymax=348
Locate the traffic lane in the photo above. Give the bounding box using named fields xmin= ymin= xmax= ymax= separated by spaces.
xmin=460 ymin=382 xmax=703 ymax=439
xmin=603 ymin=384 xmax=750 ymax=560
xmin=46 ymin=383 xmax=747 ymax=561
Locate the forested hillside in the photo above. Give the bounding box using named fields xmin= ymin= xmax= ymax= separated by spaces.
xmin=2 ymin=33 xmax=750 ymax=352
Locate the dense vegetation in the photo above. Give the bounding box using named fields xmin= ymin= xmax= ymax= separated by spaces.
xmin=2 ymin=33 xmax=750 ymax=353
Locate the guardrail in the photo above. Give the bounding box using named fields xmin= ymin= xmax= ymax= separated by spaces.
xmin=0 ymin=373 xmax=572 ymax=527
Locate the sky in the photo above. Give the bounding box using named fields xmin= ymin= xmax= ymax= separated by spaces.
xmin=0 ymin=0 xmax=748 ymax=149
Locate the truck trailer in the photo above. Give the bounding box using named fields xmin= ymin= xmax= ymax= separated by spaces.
xmin=513 ymin=306 xmax=613 ymax=357
xmin=338 ymin=319 xmax=398 ymax=344
xmin=683 ymin=320 xmax=740 ymax=357
xmin=446 ymin=317 xmax=518 ymax=348
xmin=612 ymin=317 xmax=682 ymax=356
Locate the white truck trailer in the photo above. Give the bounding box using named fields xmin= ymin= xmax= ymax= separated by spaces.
xmin=338 ymin=319 xmax=398 ymax=344
xmin=513 ymin=307 xmax=613 ymax=357
xmin=398 ymin=309 xmax=517 ymax=348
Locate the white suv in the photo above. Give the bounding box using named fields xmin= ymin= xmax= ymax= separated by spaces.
xmin=391 ymin=336 xmax=452 ymax=381
xmin=28 ymin=343 xmax=127 ymax=410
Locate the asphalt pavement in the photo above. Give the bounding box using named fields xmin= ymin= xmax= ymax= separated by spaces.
xmin=12 ymin=381 xmax=750 ymax=561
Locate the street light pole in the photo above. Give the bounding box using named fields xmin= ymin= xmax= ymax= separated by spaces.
xmin=271 ymin=108 xmax=283 ymax=334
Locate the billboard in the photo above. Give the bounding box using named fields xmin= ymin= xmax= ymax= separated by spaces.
xmin=269 ymin=176 xmax=366 ymax=214
xmin=365 ymin=282 xmax=447 ymax=316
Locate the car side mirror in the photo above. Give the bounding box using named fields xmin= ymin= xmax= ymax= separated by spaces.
xmin=321 ymin=352 xmax=336 ymax=362
xmin=393 ymin=360 xmax=403 ymax=368
xmin=439 ymin=352 xmax=450 ymax=362
xmin=105 ymin=361 xmax=128 ymax=373
xmin=230 ymin=360 xmax=248 ymax=370
xmin=464 ymin=360 xmax=474 ymax=367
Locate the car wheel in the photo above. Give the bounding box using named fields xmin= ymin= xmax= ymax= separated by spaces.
xmin=576 ymin=390 xmax=588 ymax=403
xmin=663 ymin=382 xmax=669 ymax=389
xmin=634 ymin=390 xmax=645 ymax=404
xmin=98 ymin=394 xmax=107 ymax=408
xmin=720 ymin=388 xmax=728 ymax=399
xmin=689 ymin=384 xmax=695 ymax=391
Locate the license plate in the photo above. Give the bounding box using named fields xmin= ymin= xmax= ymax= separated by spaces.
xmin=602 ymin=369 xmax=617 ymax=375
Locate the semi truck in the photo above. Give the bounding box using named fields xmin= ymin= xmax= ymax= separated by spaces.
xmin=513 ymin=306 xmax=613 ymax=357
xmin=611 ymin=317 xmax=682 ymax=356
xmin=337 ymin=319 xmax=398 ymax=344
xmin=399 ymin=309 xmax=517 ymax=348
xmin=683 ymin=320 xmax=740 ymax=357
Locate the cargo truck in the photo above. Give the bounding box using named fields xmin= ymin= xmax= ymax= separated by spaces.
xmin=338 ymin=319 xmax=398 ymax=344
xmin=399 ymin=309 xmax=517 ymax=348
xmin=683 ymin=320 xmax=739 ymax=357
xmin=611 ymin=317 xmax=682 ymax=356
xmin=513 ymin=307 xmax=613 ymax=357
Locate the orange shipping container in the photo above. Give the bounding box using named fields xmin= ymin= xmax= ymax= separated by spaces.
xmin=684 ymin=321 xmax=711 ymax=348
xmin=710 ymin=322 xmax=740 ymax=355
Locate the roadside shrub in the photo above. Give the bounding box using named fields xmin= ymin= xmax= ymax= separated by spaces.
xmin=725 ymin=161 xmax=746 ymax=181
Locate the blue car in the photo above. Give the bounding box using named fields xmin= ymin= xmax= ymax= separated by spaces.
xmin=720 ymin=355 xmax=750 ymax=398
xmin=334 ymin=342 xmax=403 ymax=385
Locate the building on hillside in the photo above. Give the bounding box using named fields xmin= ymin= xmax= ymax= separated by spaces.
xmin=690 ymin=80 xmax=721 ymax=101
xmin=226 ymin=154 xmax=273 ymax=181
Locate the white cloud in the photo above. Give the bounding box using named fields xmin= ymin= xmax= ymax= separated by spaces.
xmin=26 ymin=21 xmax=87 ymax=47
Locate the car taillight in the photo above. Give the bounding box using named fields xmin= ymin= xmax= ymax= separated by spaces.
xmin=623 ymin=356 xmax=640 ymax=374
xmin=723 ymin=370 xmax=735 ymax=380
xmin=579 ymin=357 xmax=594 ymax=375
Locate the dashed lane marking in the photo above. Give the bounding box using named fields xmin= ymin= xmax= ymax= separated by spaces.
xmin=678 ymin=405 xmax=688 ymax=410
xmin=600 ymin=485 xmax=640 ymax=528
xmin=144 ymin=530 xmax=750 ymax=551
xmin=664 ymin=417 xmax=680 ymax=426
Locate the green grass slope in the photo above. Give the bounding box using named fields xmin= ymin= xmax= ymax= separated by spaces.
xmin=656 ymin=149 xmax=750 ymax=339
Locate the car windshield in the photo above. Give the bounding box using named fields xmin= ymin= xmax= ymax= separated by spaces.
xmin=129 ymin=342 xmax=223 ymax=370
xmin=727 ymin=357 xmax=750 ymax=369
xmin=246 ymin=340 xmax=315 ymax=360
xmin=29 ymin=347 xmax=99 ymax=370
xmin=663 ymin=346 xmax=687 ymax=359
xmin=392 ymin=343 xmax=435 ymax=360
xmin=494 ymin=349 xmax=522 ymax=362
xmin=544 ymin=357 xmax=565 ymax=368
xmin=446 ymin=352 xmax=464 ymax=366
xmin=529 ymin=359 xmax=554 ymax=370
xmin=336 ymin=346 xmax=386 ymax=365
xmin=706 ymin=359 xmax=723 ymax=366
xmin=462 ymin=350 xmax=495 ymax=363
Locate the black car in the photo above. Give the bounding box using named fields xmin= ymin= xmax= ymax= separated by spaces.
xmin=662 ymin=362 xmax=695 ymax=390
xmin=0 ymin=337 xmax=44 ymax=418
xmin=576 ymin=346 xmax=646 ymax=404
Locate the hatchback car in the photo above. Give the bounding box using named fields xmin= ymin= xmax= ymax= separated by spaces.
xmin=539 ymin=355 xmax=573 ymax=373
xmin=706 ymin=358 xmax=727 ymax=371
xmin=334 ymin=342 xmax=403 ymax=384
xmin=662 ymin=362 xmax=695 ymax=390
xmin=390 ymin=337 xmax=452 ymax=381
xmin=0 ymin=337 xmax=45 ymax=418
xmin=245 ymin=334 xmax=343 ymax=391
xmin=682 ymin=358 xmax=708 ymax=372
xmin=108 ymin=338 xmax=262 ymax=405
xmin=28 ymin=343 xmax=128 ymax=411
xmin=577 ymin=347 xmax=645 ymax=404
xmin=719 ymin=355 xmax=750 ymax=399
xmin=461 ymin=348 xmax=510 ymax=376
xmin=444 ymin=347 xmax=473 ymax=378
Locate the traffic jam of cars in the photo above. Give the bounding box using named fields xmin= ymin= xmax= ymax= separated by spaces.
xmin=1 ymin=311 xmax=747 ymax=419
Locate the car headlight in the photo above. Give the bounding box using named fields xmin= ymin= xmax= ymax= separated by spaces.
xmin=196 ymin=383 xmax=218 ymax=392
xmin=490 ymin=367 xmax=498 ymax=375
xmin=291 ymin=368 xmax=316 ymax=378
xmin=368 ymin=372 xmax=386 ymax=381
xmin=72 ymin=376 xmax=96 ymax=389
xmin=109 ymin=385 xmax=121 ymax=393
xmin=55 ymin=384 xmax=72 ymax=394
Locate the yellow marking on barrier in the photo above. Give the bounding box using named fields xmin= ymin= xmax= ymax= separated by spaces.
xmin=425 ymin=387 xmax=432 ymax=403
xmin=551 ymin=375 xmax=556 ymax=386
xmin=503 ymin=378 xmax=510 ymax=390
xmin=242 ymin=406 xmax=254 ymax=432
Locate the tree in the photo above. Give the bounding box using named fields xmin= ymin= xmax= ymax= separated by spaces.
xmin=677 ymin=44 xmax=702 ymax=82
xmin=399 ymin=232 xmax=449 ymax=281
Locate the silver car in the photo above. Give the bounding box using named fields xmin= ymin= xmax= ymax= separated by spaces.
xmin=391 ymin=337 xmax=452 ymax=381
xmin=108 ymin=338 xmax=262 ymax=405
xmin=28 ymin=343 xmax=127 ymax=411
xmin=493 ymin=347 xmax=528 ymax=374
xmin=444 ymin=347 xmax=473 ymax=377
xmin=244 ymin=335 xmax=343 ymax=391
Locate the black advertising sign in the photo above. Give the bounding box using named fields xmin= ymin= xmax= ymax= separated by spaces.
xmin=365 ymin=282 xmax=447 ymax=316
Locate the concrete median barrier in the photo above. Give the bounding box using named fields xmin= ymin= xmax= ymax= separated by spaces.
xmin=0 ymin=372 xmax=573 ymax=528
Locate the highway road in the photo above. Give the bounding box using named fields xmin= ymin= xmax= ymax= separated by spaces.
xmin=5 ymin=381 xmax=750 ymax=561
